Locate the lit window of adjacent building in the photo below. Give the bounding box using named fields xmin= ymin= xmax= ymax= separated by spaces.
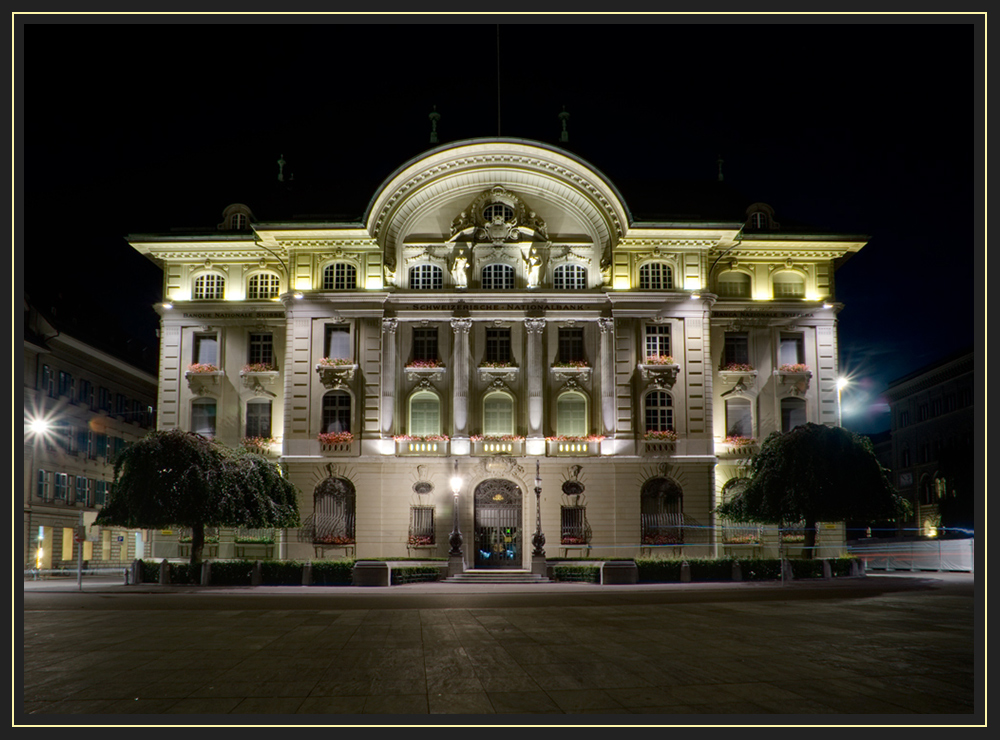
xmin=322 ymin=391 xmax=352 ymax=434
xmin=409 ymin=391 xmax=441 ymax=437
xmin=41 ymin=365 xmax=55 ymax=397
xmin=37 ymin=470 xmax=51 ymax=500
xmin=78 ymin=379 xmax=94 ymax=408
xmin=556 ymin=391 xmax=587 ymax=437
xmin=409 ymin=264 xmax=443 ymax=290
xmin=644 ymin=324 xmax=671 ymax=361
xmin=725 ymin=397 xmax=753 ymax=438
xmin=779 ymin=334 xmax=805 ymax=366
xmin=716 ymin=271 xmax=751 ymax=298
xmin=323 ymin=262 xmax=357 ymax=290
xmin=75 ymin=476 xmax=90 ymax=506
xmin=482 ymin=263 xmax=515 ymax=290
xmin=193 ymin=274 xmax=226 ymax=300
xmin=324 ymin=325 xmax=351 ymax=360
xmin=97 ymin=387 xmax=112 ymax=412
xmin=644 ymin=390 xmax=674 ymax=433
xmin=772 ymin=272 xmax=805 ymax=299
xmin=553 ymin=264 xmax=587 ymax=290
xmin=412 ymin=327 xmax=439 ymax=363
xmin=54 ymin=473 xmax=69 ymax=501
xmin=483 ymin=392 xmax=515 ymax=437
xmin=246 ymin=400 xmax=272 ymax=438
xmin=722 ymin=333 xmax=749 ymax=367
xmin=95 ymin=480 xmax=108 ymax=506
xmin=58 ymin=371 xmax=73 ymax=398
xmin=192 ymin=398 xmax=217 ymax=437
xmin=557 ymin=328 xmax=585 ymax=364
xmin=780 ymin=397 xmax=807 ymax=433
xmin=248 ymin=332 xmax=275 ymax=367
xmin=639 ymin=262 xmax=673 ymax=290
xmin=194 ymin=333 xmax=219 ymax=367
xmin=484 ymin=328 xmax=512 ymax=365
xmin=247 ymin=272 xmax=281 ymax=299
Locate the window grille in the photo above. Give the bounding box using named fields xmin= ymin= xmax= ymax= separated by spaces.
xmin=247 ymin=273 xmax=280 ymax=299
xmin=639 ymin=262 xmax=673 ymax=290
xmin=644 ymin=325 xmax=671 ymax=359
xmin=322 ymin=392 xmax=352 ymax=434
xmin=482 ymin=263 xmax=515 ymax=290
xmin=323 ymin=263 xmax=357 ymax=290
xmin=409 ymin=506 xmax=435 ymax=546
xmin=553 ymin=264 xmax=587 ymax=290
xmin=194 ymin=274 xmax=225 ymax=300
xmin=640 ymin=478 xmax=684 ymax=545
xmin=560 ymin=505 xmax=589 ymax=544
xmin=312 ymin=477 xmax=356 ymax=544
xmin=484 ymin=328 xmax=512 ymax=364
xmin=409 ymin=264 xmax=443 ymax=290
xmin=412 ymin=327 xmax=439 ymax=363
xmin=644 ymin=391 xmax=673 ymax=433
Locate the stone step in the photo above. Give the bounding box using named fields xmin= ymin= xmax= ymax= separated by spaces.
xmin=443 ymin=570 xmax=550 ymax=584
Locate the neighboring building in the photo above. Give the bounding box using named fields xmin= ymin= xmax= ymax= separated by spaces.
xmin=23 ymin=299 xmax=158 ymax=570
xmin=128 ymin=139 xmax=866 ymax=565
xmin=882 ymin=349 xmax=975 ymax=537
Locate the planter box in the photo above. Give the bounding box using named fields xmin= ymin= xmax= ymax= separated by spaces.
xmin=472 ymin=438 xmax=524 ymax=456
xmin=547 ymin=439 xmax=600 ymax=457
xmin=396 ymin=439 xmax=449 ymax=456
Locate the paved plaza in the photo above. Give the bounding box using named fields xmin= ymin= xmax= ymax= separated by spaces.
xmin=20 ymin=572 xmax=979 ymax=723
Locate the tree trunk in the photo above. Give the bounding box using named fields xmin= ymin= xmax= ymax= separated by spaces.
xmin=190 ymin=522 xmax=205 ymax=567
xmin=804 ymin=523 xmax=817 ymax=559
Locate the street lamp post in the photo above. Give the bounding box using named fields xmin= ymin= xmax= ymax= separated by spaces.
xmin=448 ymin=459 xmax=465 ymax=576
xmin=531 ymin=459 xmax=546 ymax=576
xmin=836 ymin=377 xmax=849 ymax=427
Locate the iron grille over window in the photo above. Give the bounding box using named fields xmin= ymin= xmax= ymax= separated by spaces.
xmin=312 ymin=477 xmax=355 ymax=544
xmin=560 ymin=505 xmax=589 ymax=544
xmin=409 ymin=506 xmax=435 ymax=546
xmin=641 ymin=477 xmax=684 ymax=545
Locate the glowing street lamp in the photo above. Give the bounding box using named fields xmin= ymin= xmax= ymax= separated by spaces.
xmin=448 ymin=459 xmax=464 ymax=560
xmin=836 ymin=377 xmax=850 ymax=426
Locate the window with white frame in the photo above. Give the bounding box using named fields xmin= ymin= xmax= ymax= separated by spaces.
xmin=482 ymin=263 xmax=515 ymax=290
xmin=54 ymin=473 xmax=69 ymax=501
xmin=194 ymin=333 xmax=219 ymax=367
xmin=773 ymin=271 xmax=805 ymax=298
xmin=717 ymin=271 xmax=751 ymax=298
xmin=323 ymin=262 xmax=357 ymax=290
xmin=556 ymin=391 xmax=587 ymax=437
xmin=75 ymin=476 xmax=90 ymax=506
xmin=483 ymin=392 xmax=515 ymax=437
xmin=232 ymin=213 xmax=249 ymax=230
xmin=322 ymin=391 xmax=352 ymax=434
xmin=409 ymin=391 xmax=441 ymax=437
xmin=557 ymin=327 xmax=585 ymax=364
xmin=644 ymin=324 xmax=671 ymax=362
xmin=37 ymin=470 xmax=51 ymax=500
xmin=644 ymin=390 xmax=673 ymax=433
xmin=484 ymin=327 xmax=512 ymax=365
xmin=411 ymin=327 xmax=439 ymax=363
xmin=95 ymin=480 xmax=108 ymax=507
xmin=779 ymin=333 xmax=805 ymax=366
xmin=248 ymin=332 xmax=275 ymax=367
xmin=247 ymin=272 xmax=281 ymax=299
xmin=725 ymin=397 xmax=753 ymax=438
xmin=780 ymin=397 xmax=806 ymax=433
xmin=553 ymin=264 xmax=587 ymax=290
xmin=246 ymin=400 xmax=272 ymax=438
xmin=193 ymin=273 xmax=226 ymax=300
xmin=192 ymin=398 xmax=217 ymax=437
xmin=409 ymin=264 xmax=443 ymax=290
xmin=324 ymin=325 xmax=351 ymax=360
xmin=639 ymin=262 xmax=673 ymax=290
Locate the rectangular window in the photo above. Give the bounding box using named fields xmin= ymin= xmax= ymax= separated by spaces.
xmin=37 ymin=470 xmax=51 ymax=500
xmin=412 ymin=327 xmax=439 ymax=363
xmin=561 ymin=506 xmax=587 ymax=543
xmin=322 ymin=393 xmax=352 ymax=434
xmin=644 ymin=325 xmax=671 ymax=361
xmin=246 ymin=401 xmax=272 ymax=438
xmin=324 ymin=325 xmax=351 ymax=360
xmin=54 ymin=473 xmax=69 ymax=501
xmin=248 ymin=332 xmax=275 ymax=367
xmin=95 ymin=480 xmax=107 ymax=507
xmin=409 ymin=506 xmax=435 ymax=545
xmin=58 ymin=371 xmax=73 ymax=398
xmin=722 ymin=333 xmax=749 ymax=367
xmin=918 ymin=404 xmax=929 ymax=422
xmin=75 ymin=476 xmax=89 ymax=506
xmin=931 ymin=398 xmax=942 ymax=417
xmin=558 ymin=328 xmax=585 ymax=364
xmin=78 ymin=379 xmax=94 ymax=408
xmin=41 ymin=365 xmax=55 ymax=397
xmin=779 ymin=334 xmax=805 ymax=366
xmin=194 ymin=333 xmax=219 ymax=367
xmin=485 ymin=328 xmax=512 ymax=365
xmin=725 ymin=398 xmax=753 ymax=438
xmin=192 ymin=400 xmax=217 ymax=437
xmin=899 ymin=410 xmax=910 ymax=428
xmin=97 ymin=387 xmax=112 ymax=412
xmin=95 ymin=434 xmax=108 ymax=459
xmin=116 ymin=393 xmax=128 ymax=416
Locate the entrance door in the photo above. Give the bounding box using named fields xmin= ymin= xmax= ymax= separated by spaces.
xmin=474 ymin=479 xmax=522 ymax=569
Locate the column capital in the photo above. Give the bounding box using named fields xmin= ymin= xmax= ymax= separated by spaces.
xmin=524 ymin=318 xmax=547 ymax=334
xmin=451 ymin=318 xmax=472 ymax=333
xmin=382 ymin=318 xmax=398 ymax=333
xmin=598 ymin=317 xmax=615 ymax=333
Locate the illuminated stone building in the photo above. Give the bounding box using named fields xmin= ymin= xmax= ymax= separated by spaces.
xmin=129 ymin=139 xmax=865 ymax=565
xmin=23 ymin=299 xmax=157 ymax=569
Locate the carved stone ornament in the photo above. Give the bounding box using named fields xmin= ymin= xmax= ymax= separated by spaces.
xmin=240 ymin=370 xmax=279 ymax=397
xmin=316 ymin=363 xmax=358 ymax=389
xmin=185 ymin=371 xmax=223 ymax=396
xmin=382 ymin=318 xmax=398 ymax=334
xmin=524 ymin=318 xmax=546 ymax=334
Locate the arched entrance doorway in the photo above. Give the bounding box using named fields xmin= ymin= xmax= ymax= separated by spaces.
xmin=474 ymin=479 xmax=522 ymax=569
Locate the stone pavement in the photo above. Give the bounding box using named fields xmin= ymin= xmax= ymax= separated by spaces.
xmin=20 ymin=573 xmax=979 ymax=723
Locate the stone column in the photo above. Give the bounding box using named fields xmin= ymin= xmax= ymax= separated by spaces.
xmin=380 ymin=318 xmax=398 ymax=439
xmin=524 ymin=318 xmax=546 ymax=448
xmin=451 ymin=318 xmax=472 ymax=452
xmin=598 ymin=317 xmax=616 ymax=438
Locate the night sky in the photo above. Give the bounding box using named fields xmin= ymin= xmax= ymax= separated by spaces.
xmin=18 ymin=16 xmax=982 ymax=435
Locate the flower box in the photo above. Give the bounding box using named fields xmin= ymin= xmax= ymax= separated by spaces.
xmin=185 ymin=366 xmax=223 ymax=394
xmin=317 ymin=432 xmax=357 ymax=455
xmin=477 ymin=364 xmax=519 ymax=383
xmin=395 ymin=436 xmax=449 ymax=456
xmin=241 ymin=436 xmax=277 ymax=456
xmin=240 ymin=369 xmax=280 ymax=394
xmin=642 ymin=431 xmax=677 ymax=455
xmin=550 ymin=362 xmax=592 ymax=383
xmin=471 ymin=436 xmax=525 ymax=456
xmin=546 ymin=436 xmax=603 ymax=457
xmin=404 ymin=362 xmax=446 ymax=382
xmin=316 ymin=362 xmax=358 ymax=390
xmin=637 ymin=361 xmax=680 ymax=389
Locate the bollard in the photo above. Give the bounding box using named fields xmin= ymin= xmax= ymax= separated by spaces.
xmin=251 ymin=560 xmax=262 ymax=587
xmin=822 ymin=559 xmax=832 ymax=579
xmin=680 ymin=561 xmax=691 ymax=583
xmin=159 ymin=559 xmax=170 ymax=585
xmin=302 ymin=561 xmax=312 ymax=586
xmin=200 ymin=561 xmax=212 ymax=586
xmin=732 ymin=560 xmax=742 ymax=582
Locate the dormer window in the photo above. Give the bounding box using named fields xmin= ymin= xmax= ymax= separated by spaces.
xmin=232 ymin=213 xmax=248 ymax=230
xmin=750 ymin=212 xmax=766 ymax=229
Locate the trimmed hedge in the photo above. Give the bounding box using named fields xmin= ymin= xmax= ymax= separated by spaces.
xmin=636 ymin=558 xmax=683 ymax=583
xmin=390 ymin=566 xmax=444 ymax=585
xmin=261 ymin=560 xmax=305 ymax=586
xmin=552 ymin=565 xmax=601 ymax=583
xmin=310 ymin=560 xmax=355 ymax=585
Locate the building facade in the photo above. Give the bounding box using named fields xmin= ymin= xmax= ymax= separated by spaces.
xmin=23 ymin=300 xmax=158 ymax=569
xmin=882 ymin=350 xmax=975 ymax=537
xmin=129 ymin=140 xmax=865 ymax=565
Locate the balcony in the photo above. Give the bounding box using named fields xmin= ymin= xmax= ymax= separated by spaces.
xmin=477 ymin=364 xmax=519 ymax=384
xmin=775 ymin=365 xmax=812 ymax=395
xmin=640 ymin=439 xmax=676 ymax=455
xmin=395 ymin=437 xmax=450 ymax=456
xmin=637 ymin=361 xmax=681 ymax=389
xmin=546 ymin=437 xmax=602 ymax=456
xmin=240 ymin=368 xmax=280 ymax=396
xmin=718 ymin=436 xmax=758 ymax=459
xmin=404 ymin=362 xmax=446 ymax=383
xmin=472 ymin=437 xmax=525 ymax=456
xmin=317 ymin=433 xmax=358 ymax=456
xmin=185 ymin=367 xmax=223 ymax=395
xmin=315 ymin=361 xmax=358 ymax=390
xmin=550 ymin=363 xmax=592 ymax=383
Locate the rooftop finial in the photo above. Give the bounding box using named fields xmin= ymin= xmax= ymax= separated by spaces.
xmin=558 ymin=106 xmax=570 ymax=143
xmin=429 ymin=105 xmax=441 ymax=144
xmin=277 ymin=154 xmax=286 ymax=183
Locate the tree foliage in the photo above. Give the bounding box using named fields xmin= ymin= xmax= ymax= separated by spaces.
xmin=716 ymin=423 xmax=910 ymax=557
xmin=96 ymin=430 xmax=300 ymax=564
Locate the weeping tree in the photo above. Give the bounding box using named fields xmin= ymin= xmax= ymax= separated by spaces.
xmin=96 ymin=429 xmax=300 ymax=565
xmin=715 ymin=423 xmax=910 ymax=558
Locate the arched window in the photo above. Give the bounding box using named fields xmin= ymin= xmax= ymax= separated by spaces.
xmin=322 ymin=391 xmax=352 ymax=434
xmin=323 ymin=262 xmax=357 ymax=290
xmin=483 ymin=392 xmax=515 ymax=437
xmin=553 ymin=264 xmax=587 ymax=290
xmin=482 ymin=263 xmax=515 ymax=290
xmin=192 ymin=398 xmax=217 ymax=437
xmin=725 ymin=397 xmax=752 ymax=438
xmin=409 ymin=264 xmax=443 ymax=290
xmin=556 ymin=391 xmax=588 ymax=437
xmin=773 ymin=271 xmax=805 ymax=299
xmin=312 ymin=476 xmax=355 ymax=545
xmin=484 ymin=203 xmax=515 ymax=222
xmin=749 ymin=211 xmax=767 ymax=230
xmin=247 ymin=272 xmax=281 ymax=300
xmin=193 ymin=274 xmax=225 ymax=300
xmin=641 ymin=477 xmax=684 ymax=545
xmin=409 ymin=391 xmax=441 ymax=437
xmin=780 ymin=397 xmax=807 ymax=433
xmin=644 ymin=390 xmax=673 ymax=433
xmin=639 ymin=262 xmax=673 ymax=290
xmin=716 ymin=271 xmax=751 ymax=298
xmin=232 ymin=213 xmax=249 ymax=230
